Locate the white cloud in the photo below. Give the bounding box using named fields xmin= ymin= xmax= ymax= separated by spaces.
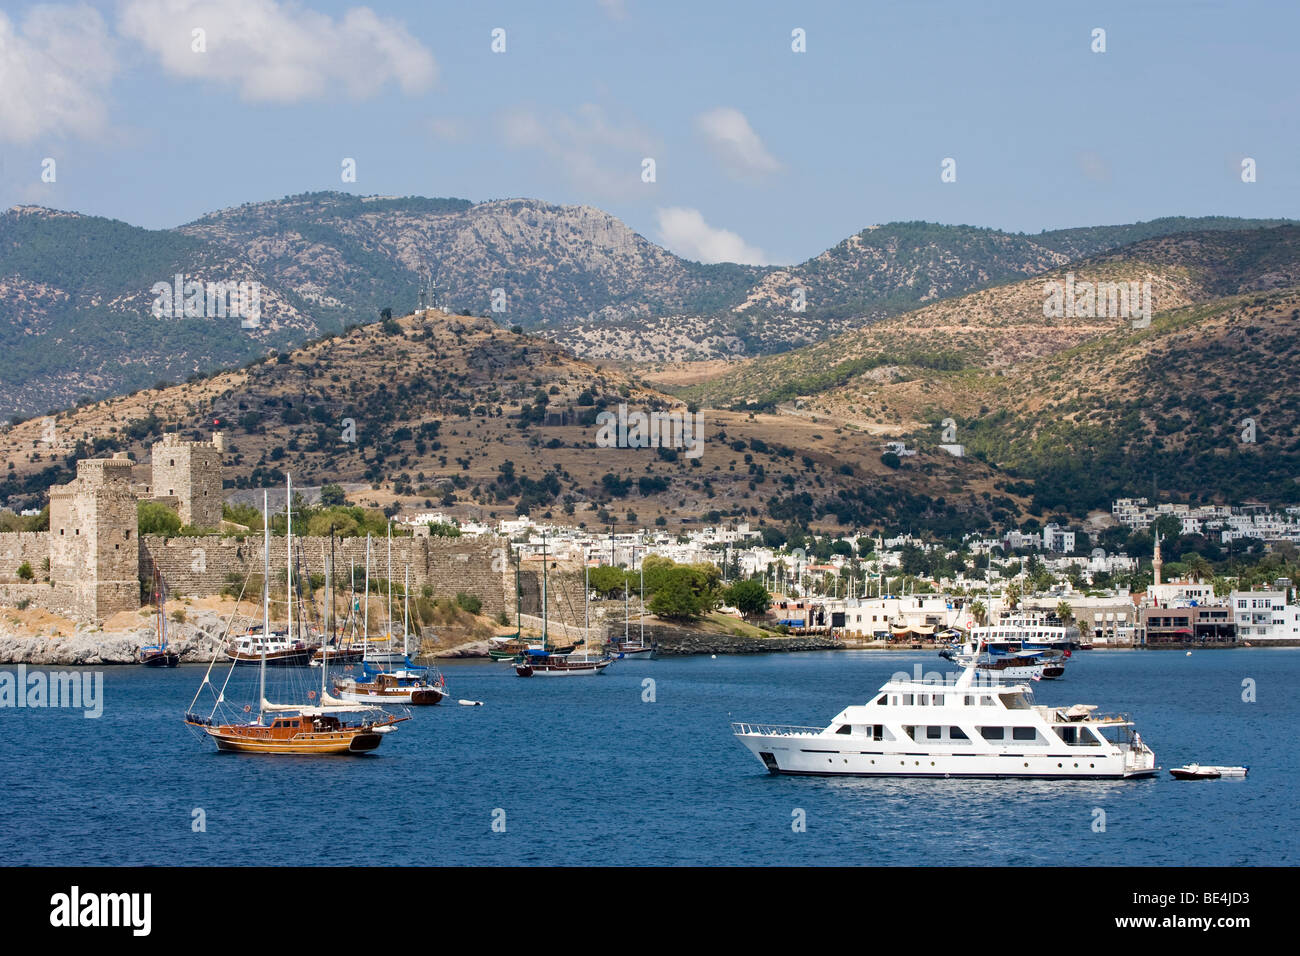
xmin=501 ymin=103 xmax=657 ymax=197
xmin=0 ymin=4 xmax=117 ymax=144
xmin=655 ymin=207 xmax=767 ymax=265
xmin=117 ymin=0 xmax=436 ymax=103
xmin=694 ymin=106 xmax=781 ymax=180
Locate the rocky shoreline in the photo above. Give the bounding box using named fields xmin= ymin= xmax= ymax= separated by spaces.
xmin=0 ymin=609 xmax=229 ymax=665
xmin=648 ymin=624 xmax=843 ymax=656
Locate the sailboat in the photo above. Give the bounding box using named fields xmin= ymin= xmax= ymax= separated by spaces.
xmin=138 ymin=567 xmax=179 ymax=667
xmin=609 ymin=542 xmax=654 ymax=659
xmin=515 ymin=533 xmax=612 ymax=677
xmin=310 ymin=532 xmax=363 ymax=666
xmin=333 ymin=565 xmax=449 ymax=705
xmin=490 ymin=545 xmax=575 ymax=660
xmin=184 ymin=482 xmax=405 ymax=755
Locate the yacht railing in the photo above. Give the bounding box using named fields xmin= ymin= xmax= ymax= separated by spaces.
xmin=731 ymin=722 xmax=824 ymax=737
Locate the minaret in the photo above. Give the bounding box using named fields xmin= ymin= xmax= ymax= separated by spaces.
xmin=1153 ymin=530 xmax=1163 ymax=587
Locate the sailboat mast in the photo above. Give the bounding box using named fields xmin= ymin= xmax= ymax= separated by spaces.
xmin=260 ymin=489 xmax=269 ymax=722
xmin=583 ymin=550 xmax=589 ymax=643
xmin=403 ymin=565 xmax=410 ymax=658
xmin=640 ymin=549 xmax=644 ymax=646
xmin=322 ymin=551 xmax=330 ymax=699
xmin=541 ymin=531 xmax=548 ymax=651
xmin=387 ymin=522 xmax=393 ymax=640
xmin=363 ymin=533 xmax=371 ymax=657
xmin=624 ymin=543 xmax=630 ymax=642
xmin=286 ymin=474 xmax=293 ymax=647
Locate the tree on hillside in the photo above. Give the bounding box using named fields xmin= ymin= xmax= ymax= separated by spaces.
xmin=725 ymin=579 xmax=771 ymax=619
xmin=319 ymin=483 xmax=346 ymax=507
xmin=648 ymin=571 xmax=704 ymax=621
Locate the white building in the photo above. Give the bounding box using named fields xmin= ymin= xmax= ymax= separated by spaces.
xmin=1229 ymin=590 xmax=1300 ymax=642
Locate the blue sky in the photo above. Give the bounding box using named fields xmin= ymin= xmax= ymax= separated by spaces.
xmin=2 ymin=0 xmax=1297 ymax=265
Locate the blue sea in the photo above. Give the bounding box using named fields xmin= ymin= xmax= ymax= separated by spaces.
xmin=1 ymin=649 xmax=1295 ymax=866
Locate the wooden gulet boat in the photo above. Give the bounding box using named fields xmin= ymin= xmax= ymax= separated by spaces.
xmin=516 ymin=532 xmax=613 ymax=677
xmin=333 ymin=565 xmax=449 ymax=705
xmin=184 ymin=482 xmax=406 ymax=755
xmin=608 ymin=542 xmax=655 ymax=659
xmin=139 ymin=568 xmax=180 ymax=667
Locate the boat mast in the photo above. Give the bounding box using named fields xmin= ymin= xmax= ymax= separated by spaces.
xmin=541 ymin=531 xmax=548 ymax=651
xmin=363 ymin=533 xmax=371 ymax=658
xmin=403 ymin=564 xmax=410 ymax=659
xmin=387 ymin=522 xmax=393 ymax=641
xmin=286 ymin=474 xmax=293 ymax=648
xmin=640 ymin=546 xmax=644 ymax=647
xmin=260 ymin=489 xmax=269 ymax=723
xmin=624 ymin=542 xmax=630 ymax=644
xmin=321 ymin=550 xmax=330 ymax=700
xmin=583 ymin=548 xmax=589 ymax=645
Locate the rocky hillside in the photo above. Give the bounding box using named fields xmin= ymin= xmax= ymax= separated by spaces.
xmin=5 ymin=191 xmax=1290 ymax=415
xmin=0 ymin=309 xmax=1023 ymax=536
xmin=682 ymin=227 xmax=1300 ymax=512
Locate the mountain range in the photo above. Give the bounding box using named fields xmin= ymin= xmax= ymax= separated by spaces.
xmin=3 ymin=190 xmax=1293 ymax=419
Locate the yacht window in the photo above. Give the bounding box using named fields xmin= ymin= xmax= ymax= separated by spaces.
xmin=979 ymin=726 xmax=1004 ymax=740
xmin=903 ymin=694 xmax=914 ymax=705
xmin=951 ymin=726 xmax=968 ymax=740
xmin=964 ymin=696 xmax=975 ymax=706
xmin=876 ymin=694 xmax=888 ymax=705
xmin=835 ymin=724 xmax=852 ymax=735
xmin=933 ymin=695 xmax=944 ymax=706
xmin=926 ymin=726 xmax=941 ymax=739
xmin=872 ymin=725 xmax=884 ymax=741
xmin=1012 ymin=727 xmax=1036 ymax=741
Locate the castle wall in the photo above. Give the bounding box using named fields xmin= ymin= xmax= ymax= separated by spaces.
xmin=0 ymin=532 xmax=51 ymax=583
xmin=138 ymin=533 xmax=512 ymax=619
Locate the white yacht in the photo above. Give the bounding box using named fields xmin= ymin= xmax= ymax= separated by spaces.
xmin=732 ymin=653 xmax=1157 ymax=779
xmin=970 ymin=614 xmax=1078 ymax=652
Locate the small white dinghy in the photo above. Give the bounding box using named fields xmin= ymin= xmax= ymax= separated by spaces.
xmin=1170 ymin=764 xmax=1248 ymax=780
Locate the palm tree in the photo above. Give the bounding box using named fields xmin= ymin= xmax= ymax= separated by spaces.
xmin=969 ymin=599 xmax=987 ymax=626
xmin=1184 ymin=553 xmax=1213 ymax=584
xmin=1055 ymin=600 xmax=1075 ymax=625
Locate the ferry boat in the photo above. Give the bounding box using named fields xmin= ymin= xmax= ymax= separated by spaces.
xmin=940 ymin=644 xmax=1066 ymax=680
xmin=969 ymin=613 xmax=1079 ymax=652
xmin=732 ymin=649 xmax=1157 ymax=779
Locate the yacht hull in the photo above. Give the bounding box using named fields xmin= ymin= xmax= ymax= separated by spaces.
xmin=734 ymin=735 xmax=1156 ymax=779
xmin=198 ymin=725 xmax=384 ymax=754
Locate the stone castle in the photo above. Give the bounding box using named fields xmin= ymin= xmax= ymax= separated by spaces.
xmin=0 ymin=434 xmax=538 ymax=626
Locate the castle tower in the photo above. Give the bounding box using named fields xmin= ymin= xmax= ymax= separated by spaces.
xmin=151 ymin=433 xmax=223 ymax=530
xmin=49 ymin=454 xmax=139 ymax=621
